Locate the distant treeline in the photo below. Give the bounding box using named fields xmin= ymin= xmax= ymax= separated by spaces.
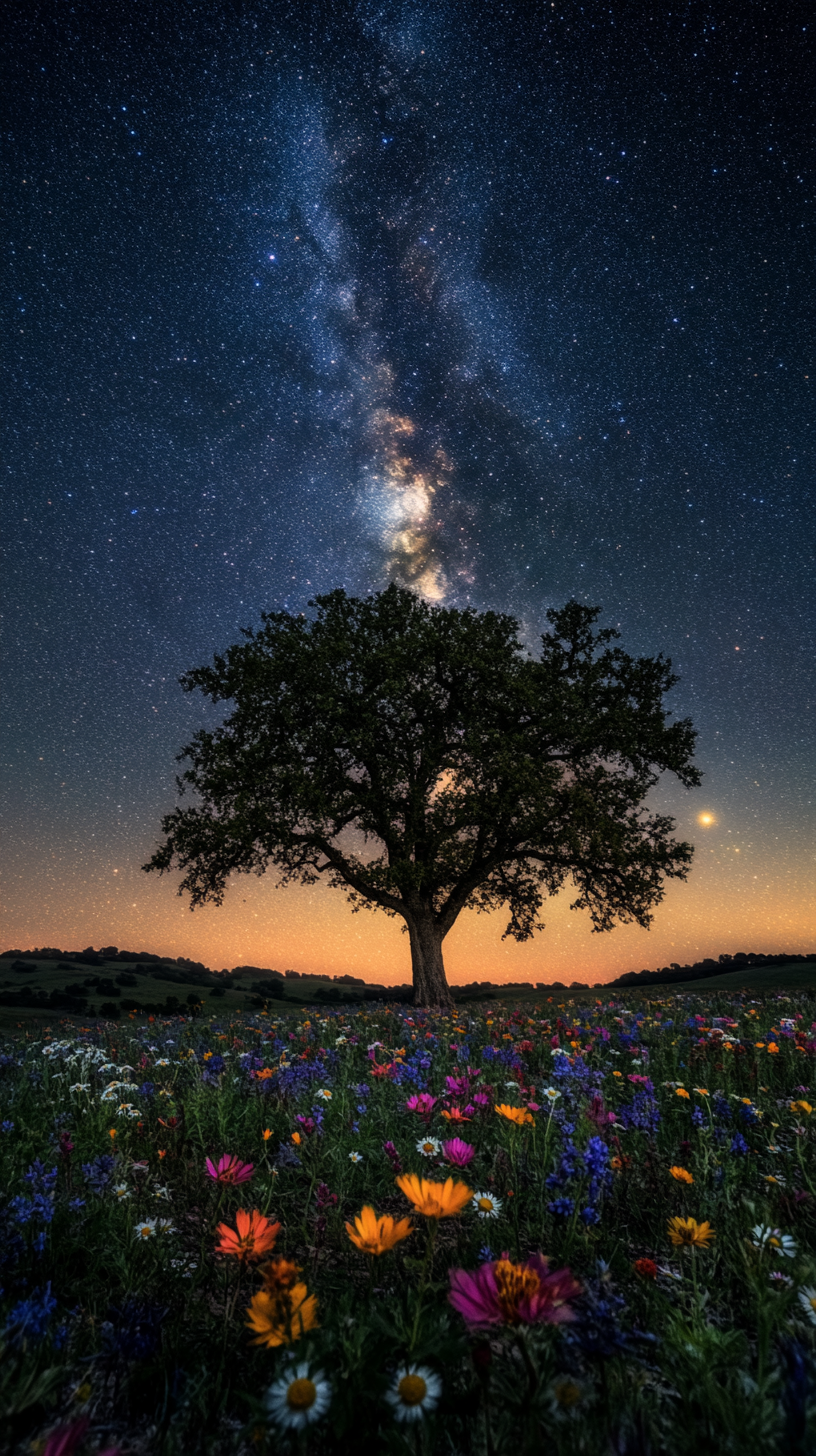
xmin=1 ymin=945 xmax=813 ymax=1007
xmin=606 ymin=951 xmax=816 ymax=988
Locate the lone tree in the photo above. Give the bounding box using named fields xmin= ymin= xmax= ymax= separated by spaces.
xmin=144 ymin=586 xmax=700 ymax=1006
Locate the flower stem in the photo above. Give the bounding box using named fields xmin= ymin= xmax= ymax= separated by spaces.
xmin=408 ymin=1219 xmax=438 ymax=1355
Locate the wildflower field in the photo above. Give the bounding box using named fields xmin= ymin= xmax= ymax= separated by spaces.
xmin=1 ymin=990 xmax=815 ymax=1455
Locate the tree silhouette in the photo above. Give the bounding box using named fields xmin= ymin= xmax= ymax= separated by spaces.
xmin=144 ymin=586 xmax=700 ymax=1006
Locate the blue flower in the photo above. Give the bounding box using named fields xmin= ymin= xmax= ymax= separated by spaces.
xmin=82 ymin=1154 xmax=116 ymax=1193
xmin=730 ymin=1132 xmax=749 ymax=1155
xmin=23 ymin=1160 xmax=57 ymax=1194
xmin=3 ymin=1283 xmax=58 ymax=1347
xmin=580 ymin=1206 xmax=601 ymax=1225
xmin=548 ymin=1197 xmax=575 ymax=1217
xmin=1 ymin=1120 xmax=13 ymax=1133
xmin=691 ymin=1106 xmax=705 ymax=1128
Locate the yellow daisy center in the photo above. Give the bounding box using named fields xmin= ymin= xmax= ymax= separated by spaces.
xmin=286 ymin=1377 xmax=317 ymax=1411
xmin=477 ymin=1197 xmax=494 ymax=1211
xmin=398 ymin=1374 xmax=427 ymax=1407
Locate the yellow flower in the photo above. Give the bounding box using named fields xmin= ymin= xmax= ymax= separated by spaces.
xmin=791 ymin=1100 xmax=812 ymax=1116
xmin=345 ymin=1205 xmax=414 ymax=1256
xmin=755 ymin=1043 xmax=766 ymax=1049
xmin=670 ymin=1166 xmax=694 ymax=1185
xmin=612 ymin=1070 xmax=623 ymax=1079
xmin=396 ymin=1173 xmax=473 ymax=1219
xmin=245 ymin=1283 xmax=319 ymax=1348
xmin=667 ymin=1216 xmax=715 ymax=1249
xmin=693 ymin=1088 xmax=709 ymax=1096
xmin=675 ymin=1088 xmax=690 ymax=1100
xmin=767 ymin=1043 xmax=779 ymax=1054
xmin=495 ymin=1103 xmax=535 ymax=1126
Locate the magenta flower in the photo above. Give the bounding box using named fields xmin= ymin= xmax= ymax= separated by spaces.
xmin=42 ymin=1421 xmax=92 ymax=1456
xmin=405 ymin=1093 xmax=437 ymax=1120
xmin=205 ymin=1153 xmax=254 ymax=1185
xmin=445 ymin=1074 xmax=470 ymax=1098
xmin=442 ymin=1137 xmax=476 ymax=1167
xmin=472 ymin=1091 xmax=491 ymax=1109
xmin=449 ymin=1254 xmax=581 ymax=1330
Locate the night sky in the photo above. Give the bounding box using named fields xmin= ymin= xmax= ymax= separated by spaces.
xmin=3 ymin=2 xmax=813 ymax=984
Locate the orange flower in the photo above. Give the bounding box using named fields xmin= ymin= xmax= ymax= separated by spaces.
xmin=345 ymin=1205 xmax=414 ymax=1256
xmin=440 ymin=1108 xmax=471 ymax=1123
xmin=259 ymin=1256 xmax=303 ymax=1292
xmin=246 ymin=1282 xmax=319 ymax=1348
xmin=667 ymin=1216 xmax=715 ymax=1249
xmin=291 ymin=1131 xmax=302 ymax=1145
xmin=675 ymin=1088 xmax=690 ymax=1100
xmin=495 ymin=1104 xmax=535 ymax=1126
xmin=670 ymin=1166 xmax=694 ymax=1185
xmin=262 ymin=1128 xmax=273 ymax=1141
xmin=158 ymin=1149 xmax=167 ymax=1160
xmin=767 ymin=1043 xmax=779 ymax=1054
xmin=396 ymin=1173 xmax=473 ymax=1219
xmin=215 ymin=1208 xmax=281 ymax=1263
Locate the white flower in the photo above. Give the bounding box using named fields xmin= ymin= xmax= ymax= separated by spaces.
xmin=315 ymin=1088 xmax=332 ymax=1101
xmin=504 ymin=1081 xmax=519 ymax=1090
xmin=154 ymin=1058 xmax=171 ymax=1067
xmin=348 ymin=1151 xmax=363 ymax=1164
xmin=154 ymin=1185 xmax=171 ymax=1200
xmin=335 ymin=1036 xmax=347 ymax=1046
xmin=798 ymin=1286 xmax=816 ymax=1325
xmin=472 ymin=1191 xmax=502 ymax=1219
xmin=134 ymin=1218 xmax=157 ymax=1240
xmin=113 ymin=1184 xmax=131 ymax=1200
xmin=542 ymin=1087 xmax=561 ymax=1102
xmin=69 ymin=1083 xmax=91 ymax=1094
xmin=265 ymin=1364 xmax=331 ymax=1431
xmin=99 ymin=1088 xmax=119 ymax=1103
xmin=416 ymin=1137 xmax=442 ymax=1158
xmin=750 ymin=1224 xmax=797 ymax=1258
xmin=385 ymin=1363 xmax=442 ymax=1423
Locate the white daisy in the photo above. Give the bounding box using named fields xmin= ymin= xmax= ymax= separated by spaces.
xmin=113 ymin=1184 xmax=131 ymax=1200
xmin=265 ymin=1364 xmax=331 ymax=1431
xmin=69 ymin=1083 xmax=91 ymax=1094
xmin=154 ymin=1185 xmax=171 ymax=1201
xmin=154 ymin=1058 xmax=171 ymax=1067
xmin=416 ymin=1137 xmax=442 ymax=1158
xmin=348 ymin=1151 xmax=363 ymax=1164
xmin=750 ymin=1224 xmax=797 ymax=1258
xmin=315 ymin=1088 xmax=332 ymax=1101
xmin=542 ymin=1087 xmax=561 ymax=1102
xmin=472 ymin=1191 xmax=502 ymax=1219
xmin=134 ymin=1218 xmax=157 ymax=1240
xmin=385 ymin=1364 xmax=441 ymax=1423
xmin=798 ymin=1286 xmax=816 ymax=1325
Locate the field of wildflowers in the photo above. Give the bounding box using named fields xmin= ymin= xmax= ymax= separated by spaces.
xmin=1 ymin=990 xmax=814 ymax=1455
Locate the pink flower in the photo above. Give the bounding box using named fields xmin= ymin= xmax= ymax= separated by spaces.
xmin=205 ymin=1153 xmax=254 ymax=1185
xmin=472 ymin=1091 xmax=490 ymax=1110
xmin=442 ymin=1137 xmax=476 ymax=1167
xmin=405 ymin=1093 xmax=437 ymax=1119
xmin=42 ymin=1420 xmax=89 ymax=1456
xmin=449 ymin=1254 xmax=581 ymax=1330
xmin=445 ymin=1075 xmax=470 ymax=1098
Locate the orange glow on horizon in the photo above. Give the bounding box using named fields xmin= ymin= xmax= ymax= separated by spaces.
xmin=2 ymin=815 xmax=812 ymax=986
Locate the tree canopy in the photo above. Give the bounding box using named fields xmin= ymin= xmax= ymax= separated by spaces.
xmin=144 ymin=585 xmax=701 ymax=1005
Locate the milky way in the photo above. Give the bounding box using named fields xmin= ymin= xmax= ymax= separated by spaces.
xmin=2 ymin=3 xmax=813 ymax=979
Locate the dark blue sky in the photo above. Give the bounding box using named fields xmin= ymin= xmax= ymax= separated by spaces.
xmin=2 ymin=2 xmax=813 ymax=975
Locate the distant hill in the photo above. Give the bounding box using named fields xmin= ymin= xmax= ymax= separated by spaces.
xmin=0 ymin=943 xmax=813 ymax=1016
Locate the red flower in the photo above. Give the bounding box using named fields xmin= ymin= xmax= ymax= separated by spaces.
xmin=633 ymin=1257 xmax=658 ymax=1279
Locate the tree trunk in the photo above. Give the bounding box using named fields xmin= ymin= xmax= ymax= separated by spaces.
xmin=408 ymin=910 xmax=453 ymax=1008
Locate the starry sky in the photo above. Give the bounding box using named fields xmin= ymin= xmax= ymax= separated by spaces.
xmin=2 ymin=1 xmax=813 ymax=984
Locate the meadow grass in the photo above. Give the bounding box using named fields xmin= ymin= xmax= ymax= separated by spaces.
xmin=1 ymin=988 xmax=814 ymax=1454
